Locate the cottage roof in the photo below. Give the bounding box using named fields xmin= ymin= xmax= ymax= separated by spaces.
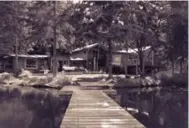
xmin=115 ymin=46 xmax=151 ymax=54
xmin=72 ymin=43 xmax=105 ymax=53
xmin=9 ymin=54 xmax=50 ymax=58
xmin=70 ymin=57 xmax=84 ymax=61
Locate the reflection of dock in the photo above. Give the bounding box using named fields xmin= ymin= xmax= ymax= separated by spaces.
xmin=60 ymin=86 xmax=145 ymax=128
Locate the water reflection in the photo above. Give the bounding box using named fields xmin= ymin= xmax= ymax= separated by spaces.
xmin=107 ymin=87 xmax=188 ymax=128
xmin=0 ymin=87 xmax=71 ymax=128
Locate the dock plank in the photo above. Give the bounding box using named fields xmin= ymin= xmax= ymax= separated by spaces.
xmin=60 ymin=86 xmax=145 ymax=128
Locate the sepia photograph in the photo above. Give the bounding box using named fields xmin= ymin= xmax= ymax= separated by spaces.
xmin=0 ymin=0 xmax=187 ymax=128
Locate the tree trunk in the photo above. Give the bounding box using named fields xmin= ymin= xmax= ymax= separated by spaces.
xmin=108 ymin=39 xmax=112 ymax=78
xmin=171 ymin=59 xmax=175 ymax=76
xmin=138 ymin=51 xmax=145 ymax=76
xmin=52 ymin=1 xmax=57 ymax=76
xmin=14 ymin=4 xmax=19 ymax=77
xmin=136 ymin=94 xmax=142 ymax=115
xmin=149 ymin=94 xmax=156 ymax=124
xmin=15 ymin=36 xmax=19 ymax=77
xmin=180 ymin=59 xmax=183 ymax=73
xmin=124 ymin=54 xmax=128 ymax=79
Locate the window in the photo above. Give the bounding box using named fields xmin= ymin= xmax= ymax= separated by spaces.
xmin=25 ymin=59 xmax=37 ymax=69
xmin=63 ymin=61 xmax=68 ymax=65
xmin=0 ymin=62 xmax=3 ymax=69
xmin=5 ymin=60 xmax=12 ymax=69
xmin=93 ymin=50 xmax=98 ymax=57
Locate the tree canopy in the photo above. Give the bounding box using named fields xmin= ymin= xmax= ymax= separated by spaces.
xmin=0 ymin=1 xmax=187 ymax=75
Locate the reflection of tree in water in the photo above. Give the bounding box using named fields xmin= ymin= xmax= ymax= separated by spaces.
xmin=22 ymin=90 xmax=71 ymax=128
xmin=0 ymin=88 xmax=71 ymax=128
xmin=109 ymin=88 xmax=188 ymax=128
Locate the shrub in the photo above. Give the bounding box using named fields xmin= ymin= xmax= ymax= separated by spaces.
xmin=56 ymin=75 xmax=72 ymax=86
xmin=171 ymin=73 xmax=188 ymax=87
xmin=159 ymin=73 xmax=188 ymax=88
xmin=19 ymin=69 xmax=33 ymax=79
xmin=114 ymin=78 xmax=141 ymax=87
xmin=0 ymin=72 xmax=14 ymax=82
xmin=47 ymin=75 xmax=72 ymax=87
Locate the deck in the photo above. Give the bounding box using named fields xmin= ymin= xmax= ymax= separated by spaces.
xmin=60 ymin=86 xmax=145 ymax=128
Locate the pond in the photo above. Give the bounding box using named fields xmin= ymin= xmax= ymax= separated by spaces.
xmin=0 ymin=87 xmax=72 ymax=128
xmin=106 ymin=87 xmax=188 ymax=128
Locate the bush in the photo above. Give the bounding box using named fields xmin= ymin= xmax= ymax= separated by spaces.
xmin=19 ymin=69 xmax=33 ymax=79
xmin=0 ymin=72 xmax=14 ymax=82
xmin=114 ymin=78 xmax=141 ymax=87
xmin=28 ymin=76 xmax=53 ymax=85
xmin=56 ymin=75 xmax=72 ymax=86
xmin=159 ymin=73 xmax=188 ymax=88
xmin=171 ymin=73 xmax=188 ymax=87
xmin=47 ymin=75 xmax=72 ymax=88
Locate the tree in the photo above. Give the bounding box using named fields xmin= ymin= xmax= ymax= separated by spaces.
xmin=166 ymin=1 xmax=188 ymax=74
xmin=70 ymin=1 xmax=132 ymax=78
xmin=26 ymin=1 xmax=75 ymax=76
xmin=119 ymin=2 xmax=166 ymax=75
xmin=0 ymin=2 xmax=28 ymax=75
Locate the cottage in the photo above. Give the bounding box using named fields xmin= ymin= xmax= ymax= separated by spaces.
xmin=70 ymin=43 xmax=107 ymax=71
xmin=112 ymin=46 xmax=159 ymax=74
xmin=54 ymin=50 xmax=70 ymax=72
xmin=0 ymin=54 xmax=50 ymax=73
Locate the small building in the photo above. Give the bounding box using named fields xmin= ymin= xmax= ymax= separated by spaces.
xmin=112 ymin=46 xmax=158 ymax=75
xmin=70 ymin=43 xmax=107 ymax=71
xmin=54 ymin=50 xmax=70 ymax=72
xmin=0 ymin=54 xmax=50 ymax=73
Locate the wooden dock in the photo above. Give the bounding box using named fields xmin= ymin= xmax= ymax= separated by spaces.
xmin=60 ymin=86 xmax=145 ymax=128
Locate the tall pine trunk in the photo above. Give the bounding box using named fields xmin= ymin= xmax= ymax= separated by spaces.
xmin=180 ymin=58 xmax=183 ymax=73
xmin=124 ymin=54 xmax=128 ymax=79
xmin=138 ymin=51 xmax=145 ymax=76
xmin=15 ymin=36 xmax=19 ymax=77
xmin=171 ymin=59 xmax=175 ymax=76
xmin=14 ymin=5 xmax=19 ymax=77
xmin=52 ymin=1 xmax=57 ymax=76
xmin=108 ymin=39 xmax=112 ymax=78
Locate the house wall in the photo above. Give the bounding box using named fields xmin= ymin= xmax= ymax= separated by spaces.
xmin=70 ymin=46 xmax=107 ymax=71
xmin=143 ymin=49 xmax=154 ymax=66
xmin=11 ymin=57 xmax=50 ymax=73
xmin=56 ymin=56 xmax=70 ymax=61
xmin=56 ymin=55 xmax=70 ymax=66
xmin=112 ymin=50 xmax=157 ymax=74
xmin=4 ymin=57 xmax=14 ymax=72
xmin=112 ymin=53 xmax=137 ymax=67
xmin=71 ymin=51 xmax=87 ymax=60
xmin=113 ymin=48 xmax=155 ymax=67
xmin=86 ymin=47 xmax=107 ymax=71
xmin=112 ymin=53 xmax=122 ymax=66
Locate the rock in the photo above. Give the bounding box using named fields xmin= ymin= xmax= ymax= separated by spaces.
xmin=99 ymin=78 xmax=106 ymax=82
xmin=19 ymin=69 xmax=32 ymax=79
xmin=130 ymin=76 xmax=135 ymax=79
xmin=106 ymin=79 xmax=115 ymax=84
